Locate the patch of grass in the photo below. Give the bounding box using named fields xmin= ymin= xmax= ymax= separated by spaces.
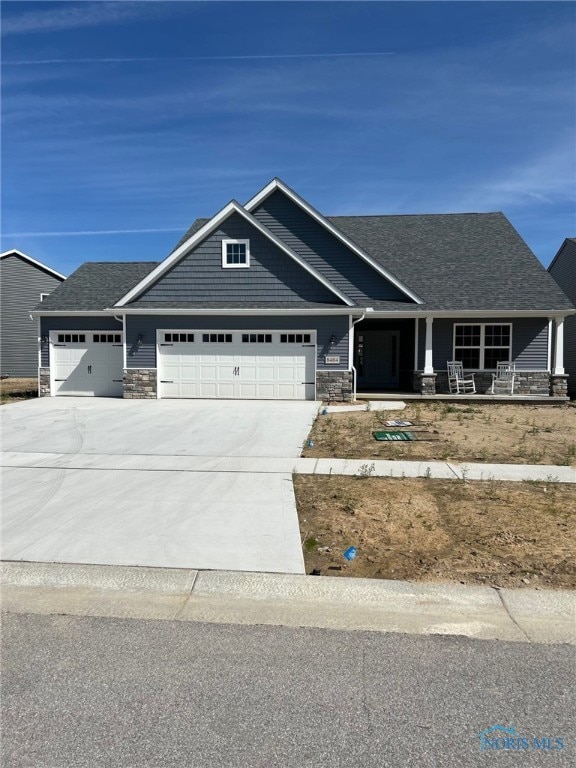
xmin=303 ymin=402 xmax=576 ymax=466
xmin=295 ymin=475 xmax=576 ymax=589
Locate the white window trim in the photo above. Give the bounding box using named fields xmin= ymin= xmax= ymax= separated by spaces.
xmin=221 ymin=239 xmax=250 ymax=269
xmin=452 ymin=322 xmax=512 ymax=370
xmin=40 ymin=293 xmax=50 ymax=302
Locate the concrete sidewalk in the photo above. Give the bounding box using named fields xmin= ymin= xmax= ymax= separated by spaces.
xmin=2 ymin=561 xmax=574 ymax=645
xmin=3 ymin=450 xmax=575 ymax=482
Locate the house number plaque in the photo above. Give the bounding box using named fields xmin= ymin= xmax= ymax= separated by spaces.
xmin=324 ymin=355 xmax=340 ymax=364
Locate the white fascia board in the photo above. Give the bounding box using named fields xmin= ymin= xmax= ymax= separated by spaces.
xmin=0 ymin=249 xmax=66 ymax=280
xmin=31 ymin=310 xmax=115 ymax=317
xmin=114 ymin=199 xmax=354 ymax=308
xmin=114 ymin=307 xmax=360 ymax=316
xmin=244 ymin=178 xmax=424 ymax=305
xmin=365 ymin=309 xmax=576 ymax=319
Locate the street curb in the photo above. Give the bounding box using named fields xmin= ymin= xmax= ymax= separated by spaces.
xmin=2 ymin=561 xmax=574 ymax=645
xmin=0 ymin=561 xmax=198 ymax=594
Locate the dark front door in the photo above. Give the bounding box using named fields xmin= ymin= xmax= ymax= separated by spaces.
xmin=356 ymin=330 xmax=400 ymax=388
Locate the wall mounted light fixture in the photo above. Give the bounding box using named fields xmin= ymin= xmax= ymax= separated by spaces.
xmin=329 ymin=334 xmax=336 ymax=346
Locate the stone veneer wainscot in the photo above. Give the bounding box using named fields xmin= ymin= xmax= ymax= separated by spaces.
xmin=39 ymin=367 xmax=50 ymax=397
xmin=316 ymin=370 xmax=353 ymax=402
xmin=123 ymin=369 xmax=157 ymax=399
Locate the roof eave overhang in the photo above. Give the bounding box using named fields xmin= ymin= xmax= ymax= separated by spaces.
xmin=364 ymin=309 xmax=576 ymax=318
xmin=32 ymin=308 xmax=576 ymax=318
xmin=112 ymin=307 xmax=360 ymax=316
xmin=31 ymin=310 xmax=118 ymax=317
xmin=114 ymin=199 xmax=354 ymax=308
xmin=244 ymin=178 xmax=424 ymax=305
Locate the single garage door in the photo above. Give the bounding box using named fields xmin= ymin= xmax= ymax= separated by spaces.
xmin=158 ymin=330 xmax=316 ymax=400
xmin=50 ymin=331 xmax=123 ymax=396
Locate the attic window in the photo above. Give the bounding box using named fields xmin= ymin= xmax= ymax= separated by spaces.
xmin=222 ymin=239 xmax=250 ymax=268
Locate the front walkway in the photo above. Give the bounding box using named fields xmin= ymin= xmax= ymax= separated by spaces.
xmin=3 ymin=450 xmax=575 ymax=482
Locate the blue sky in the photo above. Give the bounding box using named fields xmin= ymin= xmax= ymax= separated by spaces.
xmin=2 ymin=1 xmax=575 ymax=275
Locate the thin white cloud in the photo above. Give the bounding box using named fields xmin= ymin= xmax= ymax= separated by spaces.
xmin=6 ymin=52 xmax=395 ymax=65
xmin=3 ymin=228 xmax=183 ymax=237
xmin=1 ymin=2 xmax=166 ymax=36
xmin=456 ymin=142 xmax=576 ymax=211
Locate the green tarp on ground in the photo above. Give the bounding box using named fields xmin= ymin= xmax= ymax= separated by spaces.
xmin=373 ymin=430 xmax=415 ymax=442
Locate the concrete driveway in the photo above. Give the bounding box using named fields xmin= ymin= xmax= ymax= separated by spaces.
xmin=1 ymin=398 xmax=318 ymax=573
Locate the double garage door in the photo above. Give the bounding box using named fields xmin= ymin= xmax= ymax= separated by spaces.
xmin=159 ymin=330 xmax=316 ymax=400
xmin=50 ymin=331 xmax=124 ymax=397
xmin=50 ymin=329 xmax=317 ymax=400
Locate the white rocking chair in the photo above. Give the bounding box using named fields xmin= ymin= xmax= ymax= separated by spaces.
xmin=447 ymin=361 xmax=476 ymax=394
xmin=491 ymin=362 xmax=515 ymax=395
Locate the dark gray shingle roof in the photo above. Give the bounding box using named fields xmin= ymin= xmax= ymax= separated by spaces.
xmin=329 ymin=212 xmax=573 ymax=311
xmin=171 ymin=212 xmax=573 ymax=312
xmin=35 ymin=262 xmax=158 ymax=311
xmin=40 ymin=213 xmax=575 ymax=313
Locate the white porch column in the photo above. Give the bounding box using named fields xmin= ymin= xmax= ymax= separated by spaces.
xmin=414 ymin=318 xmax=419 ymax=370
xmin=424 ymin=316 xmax=434 ymax=374
xmin=122 ymin=314 xmax=127 ymax=369
xmin=554 ymin=317 xmax=565 ymax=375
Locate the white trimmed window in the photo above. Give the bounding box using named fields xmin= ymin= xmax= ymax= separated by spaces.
xmin=453 ymin=324 xmax=512 ymax=369
xmin=222 ymin=239 xmax=250 ymax=268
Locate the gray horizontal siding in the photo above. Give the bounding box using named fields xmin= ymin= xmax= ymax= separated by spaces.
xmin=1 ymin=256 xmax=63 ymax=376
xmin=138 ymin=212 xmax=339 ymax=305
xmin=565 ymin=316 xmax=576 ymax=394
xmin=126 ymin=315 xmax=350 ymax=370
xmin=549 ymin=240 xmax=576 ymax=393
xmin=252 ymin=190 xmax=412 ymax=305
xmin=430 ymin=318 xmax=548 ymax=370
xmin=40 ymin=316 xmax=122 ymax=367
xmin=549 ymin=241 xmax=576 ymax=304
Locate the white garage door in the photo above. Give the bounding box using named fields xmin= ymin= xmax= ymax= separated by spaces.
xmin=158 ymin=330 xmax=316 ymax=400
xmin=50 ymin=331 xmax=123 ymax=397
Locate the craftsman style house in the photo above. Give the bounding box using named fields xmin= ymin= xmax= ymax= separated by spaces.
xmin=33 ymin=179 xmax=574 ymax=401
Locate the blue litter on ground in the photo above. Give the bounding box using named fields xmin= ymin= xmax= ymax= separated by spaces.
xmin=343 ymin=546 xmax=357 ymax=561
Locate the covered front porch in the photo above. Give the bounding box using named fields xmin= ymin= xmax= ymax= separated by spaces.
xmin=352 ymin=315 xmax=569 ymax=400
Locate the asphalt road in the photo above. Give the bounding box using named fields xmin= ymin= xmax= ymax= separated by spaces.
xmin=2 ymin=613 xmax=573 ymax=768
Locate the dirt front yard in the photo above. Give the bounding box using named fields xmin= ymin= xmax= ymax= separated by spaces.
xmin=303 ymin=402 xmax=576 ymax=466
xmin=295 ymin=475 xmax=576 ymax=589
xmin=0 ymin=377 xmax=38 ymax=405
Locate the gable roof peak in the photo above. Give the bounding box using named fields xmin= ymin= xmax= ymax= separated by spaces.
xmin=114 ymin=193 xmax=354 ymax=308
xmin=244 ymin=178 xmax=423 ymax=304
xmin=0 ymin=248 xmax=66 ymax=280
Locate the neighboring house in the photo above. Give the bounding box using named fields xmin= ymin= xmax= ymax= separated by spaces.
xmin=33 ymin=179 xmax=574 ymax=400
xmin=548 ymin=238 xmax=576 ymax=397
xmin=1 ymin=249 xmax=66 ymax=378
